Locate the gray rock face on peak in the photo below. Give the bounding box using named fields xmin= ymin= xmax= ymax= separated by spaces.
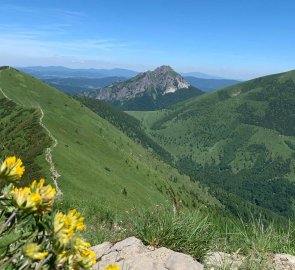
xmin=91 ymin=237 xmax=203 ymax=270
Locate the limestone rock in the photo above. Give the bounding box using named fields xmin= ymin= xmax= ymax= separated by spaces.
xmin=273 ymin=254 xmax=295 ymax=270
xmin=205 ymin=252 xmax=245 ymax=270
xmin=91 ymin=237 xmax=203 ymax=270
xmin=205 ymin=252 xmax=295 ymax=270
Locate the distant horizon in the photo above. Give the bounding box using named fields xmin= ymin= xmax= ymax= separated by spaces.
xmin=1 ymin=0 xmax=294 ymax=80
xmin=6 ymin=62 xmax=295 ymax=81
xmin=15 ymin=64 xmax=242 ymax=80
xmin=16 ymin=64 xmax=295 ymax=81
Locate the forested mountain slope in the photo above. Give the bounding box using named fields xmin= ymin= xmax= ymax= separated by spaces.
xmin=130 ymin=70 xmax=295 ymax=219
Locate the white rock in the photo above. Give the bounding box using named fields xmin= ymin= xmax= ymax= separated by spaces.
xmin=205 ymin=252 xmax=245 ymax=270
xmin=91 ymin=237 xmax=203 ymax=270
xmin=273 ymin=254 xmax=295 ymax=270
xmin=90 ymin=242 xmax=113 ymax=259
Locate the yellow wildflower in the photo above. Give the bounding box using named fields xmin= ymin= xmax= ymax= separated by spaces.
xmin=12 ymin=187 xmax=31 ymax=207
xmin=56 ymin=250 xmax=68 ymax=266
xmin=55 ymin=237 xmax=96 ymax=269
xmin=104 ymin=265 xmax=120 ymax=270
xmin=11 ymin=179 xmax=55 ymax=213
xmin=54 ymin=213 xmax=66 ymax=232
xmin=0 ymin=156 xmax=25 ymax=181
xmin=11 ymin=187 xmax=41 ymax=211
xmin=67 ymin=209 xmax=85 ymax=231
xmin=74 ymin=237 xmax=96 ymax=268
xmin=74 ymin=236 xmax=91 ymax=251
xmin=23 ymin=243 xmax=48 ymax=260
xmin=54 ymin=213 xmax=73 ymax=246
xmin=26 ymin=192 xmax=42 ymax=210
xmin=30 ymin=179 xmax=56 ymax=211
xmin=54 ymin=210 xmax=86 ymax=246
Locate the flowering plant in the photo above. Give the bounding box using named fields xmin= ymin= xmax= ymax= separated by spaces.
xmin=0 ymin=156 xmax=119 ymax=270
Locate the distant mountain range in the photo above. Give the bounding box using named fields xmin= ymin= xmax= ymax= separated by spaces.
xmin=43 ymin=77 xmax=126 ymax=94
xmin=87 ymin=65 xmax=204 ymax=110
xmin=184 ymin=76 xmax=240 ymax=92
xmin=18 ymin=66 xmax=138 ymax=79
xmin=180 ymin=72 xmax=224 ymax=79
xmin=19 ymin=65 xmax=229 ymax=79
xmin=18 ymin=66 xmax=240 ymax=93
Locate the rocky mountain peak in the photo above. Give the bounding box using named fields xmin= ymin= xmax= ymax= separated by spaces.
xmin=154 ymin=65 xmax=175 ymax=74
xmin=94 ymin=65 xmax=191 ymax=102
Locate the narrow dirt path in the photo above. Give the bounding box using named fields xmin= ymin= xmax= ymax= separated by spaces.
xmin=0 ymin=87 xmax=10 ymax=100
xmin=38 ymin=107 xmax=63 ymax=195
xmin=0 ymin=70 xmax=62 ymax=194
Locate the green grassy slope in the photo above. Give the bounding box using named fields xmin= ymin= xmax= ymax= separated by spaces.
xmin=0 ymin=98 xmax=51 ymax=186
xmin=75 ymin=96 xmax=174 ymax=164
xmin=130 ymin=70 xmax=295 ymax=219
xmin=0 ymin=67 xmax=217 ymax=212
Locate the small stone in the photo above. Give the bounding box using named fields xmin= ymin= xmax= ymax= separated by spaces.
xmin=205 ymin=252 xmax=245 ymax=270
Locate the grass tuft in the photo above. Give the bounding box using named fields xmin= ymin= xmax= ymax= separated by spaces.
xmin=129 ymin=208 xmax=214 ymax=261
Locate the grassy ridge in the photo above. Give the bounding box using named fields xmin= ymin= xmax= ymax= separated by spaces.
xmin=130 ymin=70 xmax=295 ymax=219
xmin=0 ymin=67 xmax=217 ymax=214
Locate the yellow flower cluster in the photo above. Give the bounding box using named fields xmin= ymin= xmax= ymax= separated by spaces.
xmin=54 ymin=209 xmax=85 ymax=246
xmin=11 ymin=178 xmax=56 ymax=213
xmin=54 ymin=209 xmax=96 ymax=268
xmin=0 ymin=156 xmax=25 ymax=181
xmin=31 ymin=178 xmax=57 ymax=211
xmin=74 ymin=237 xmax=96 ymax=268
xmin=23 ymin=243 xmax=48 ymax=260
xmin=1 ymin=156 xmax=97 ymax=269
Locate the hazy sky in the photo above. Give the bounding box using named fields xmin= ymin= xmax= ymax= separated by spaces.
xmin=0 ymin=0 xmax=294 ymax=79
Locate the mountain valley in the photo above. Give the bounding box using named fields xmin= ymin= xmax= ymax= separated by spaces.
xmin=130 ymin=70 xmax=295 ymax=219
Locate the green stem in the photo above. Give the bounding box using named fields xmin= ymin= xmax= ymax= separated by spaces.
xmin=0 ymin=210 xmax=18 ymax=235
xmin=35 ymin=253 xmax=53 ymax=270
xmin=0 ymin=250 xmax=21 ymax=270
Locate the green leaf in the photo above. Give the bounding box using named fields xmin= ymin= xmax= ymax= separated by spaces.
xmin=0 ymin=232 xmax=20 ymax=248
xmin=0 ymin=262 xmax=14 ymax=270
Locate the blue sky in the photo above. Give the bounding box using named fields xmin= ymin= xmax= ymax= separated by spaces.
xmin=0 ymin=0 xmax=294 ymax=79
